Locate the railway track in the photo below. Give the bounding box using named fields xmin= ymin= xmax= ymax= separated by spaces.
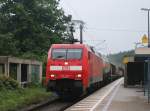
xmin=30 ymin=90 xmax=104 ymax=111
xmin=25 ymin=79 xmax=120 ymax=111
xmin=30 ymin=96 xmax=85 ymax=111
xmin=32 ymin=99 xmax=71 ymax=111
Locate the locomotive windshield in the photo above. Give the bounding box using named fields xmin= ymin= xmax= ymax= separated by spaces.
xmin=52 ymin=49 xmax=66 ymax=59
xmin=52 ymin=48 xmax=82 ymax=60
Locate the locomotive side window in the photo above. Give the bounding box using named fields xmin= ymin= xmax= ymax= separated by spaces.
xmin=67 ymin=49 xmax=82 ymax=59
xmin=52 ymin=49 xmax=66 ymax=59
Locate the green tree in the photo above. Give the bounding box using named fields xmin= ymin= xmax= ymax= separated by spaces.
xmin=0 ymin=33 xmax=18 ymax=55
xmin=0 ymin=0 xmax=71 ymax=57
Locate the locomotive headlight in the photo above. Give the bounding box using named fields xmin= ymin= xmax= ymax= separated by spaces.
xmin=76 ymin=74 xmax=82 ymax=78
xmin=50 ymin=74 xmax=56 ymax=78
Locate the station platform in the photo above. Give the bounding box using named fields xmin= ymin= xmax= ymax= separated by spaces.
xmin=65 ymin=78 xmax=150 ymax=111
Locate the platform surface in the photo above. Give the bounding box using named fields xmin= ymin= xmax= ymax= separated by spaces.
xmin=96 ymin=82 xmax=150 ymax=111
xmin=65 ymin=78 xmax=150 ymax=111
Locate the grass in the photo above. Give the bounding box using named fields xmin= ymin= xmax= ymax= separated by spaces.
xmin=0 ymin=86 xmax=51 ymax=111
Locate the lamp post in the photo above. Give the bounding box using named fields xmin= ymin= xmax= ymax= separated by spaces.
xmin=141 ymin=8 xmax=150 ymax=47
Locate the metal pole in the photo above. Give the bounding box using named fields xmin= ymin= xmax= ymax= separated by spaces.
xmin=148 ymin=61 xmax=150 ymax=103
xmin=148 ymin=88 xmax=150 ymax=103
xmin=148 ymin=11 xmax=150 ymax=47
xmin=144 ymin=62 xmax=146 ymax=96
xmin=80 ymin=24 xmax=83 ymax=44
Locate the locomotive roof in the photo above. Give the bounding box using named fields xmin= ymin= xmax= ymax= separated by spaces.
xmin=51 ymin=44 xmax=89 ymax=48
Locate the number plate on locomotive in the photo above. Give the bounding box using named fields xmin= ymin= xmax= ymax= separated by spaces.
xmin=62 ymin=66 xmax=70 ymax=70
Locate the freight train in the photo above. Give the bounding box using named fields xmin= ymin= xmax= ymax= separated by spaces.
xmin=46 ymin=44 xmax=123 ymax=98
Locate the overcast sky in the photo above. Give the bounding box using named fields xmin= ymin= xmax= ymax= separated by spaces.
xmin=60 ymin=0 xmax=150 ymax=54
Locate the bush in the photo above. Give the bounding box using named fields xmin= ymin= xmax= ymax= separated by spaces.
xmin=0 ymin=75 xmax=19 ymax=90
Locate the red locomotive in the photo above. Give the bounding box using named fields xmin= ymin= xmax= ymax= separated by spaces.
xmin=46 ymin=44 xmax=120 ymax=98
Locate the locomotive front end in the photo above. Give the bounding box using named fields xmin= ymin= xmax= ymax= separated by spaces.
xmin=46 ymin=44 xmax=85 ymax=98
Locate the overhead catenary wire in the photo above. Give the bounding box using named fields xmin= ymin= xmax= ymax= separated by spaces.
xmin=86 ymin=27 xmax=147 ymax=33
xmin=62 ymin=0 xmax=83 ymax=20
xmin=61 ymin=1 xmax=144 ymax=55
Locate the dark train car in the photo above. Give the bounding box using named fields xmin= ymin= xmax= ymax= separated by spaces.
xmin=46 ymin=44 xmax=104 ymax=98
xmin=103 ymin=62 xmax=123 ymax=82
xmin=110 ymin=64 xmax=123 ymax=80
xmin=102 ymin=61 xmax=111 ymax=83
xmin=110 ymin=63 xmax=117 ymax=81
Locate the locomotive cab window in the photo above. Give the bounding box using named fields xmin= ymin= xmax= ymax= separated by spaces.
xmin=67 ymin=49 xmax=82 ymax=59
xmin=52 ymin=48 xmax=82 ymax=60
xmin=52 ymin=49 xmax=66 ymax=59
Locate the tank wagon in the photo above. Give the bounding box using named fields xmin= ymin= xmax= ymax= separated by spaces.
xmin=46 ymin=44 xmax=122 ymax=98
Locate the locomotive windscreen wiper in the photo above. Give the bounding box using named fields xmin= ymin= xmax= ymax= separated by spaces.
xmin=54 ymin=55 xmax=65 ymax=59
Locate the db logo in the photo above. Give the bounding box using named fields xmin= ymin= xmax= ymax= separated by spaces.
xmin=62 ymin=66 xmax=70 ymax=70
